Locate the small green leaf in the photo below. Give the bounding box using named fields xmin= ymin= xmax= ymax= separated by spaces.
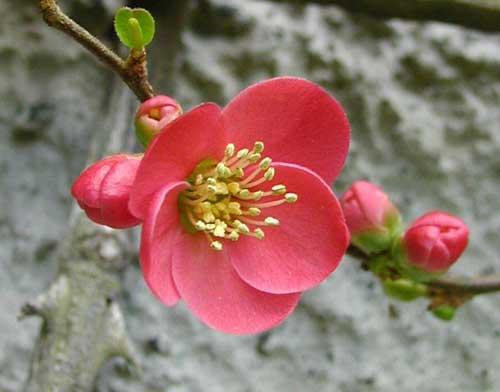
xmin=432 ymin=305 xmax=456 ymax=321
xmin=114 ymin=7 xmax=155 ymax=49
xmin=383 ymin=279 xmax=427 ymax=301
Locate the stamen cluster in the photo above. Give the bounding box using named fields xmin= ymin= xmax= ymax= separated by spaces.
xmin=180 ymin=141 xmax=298 ymax=250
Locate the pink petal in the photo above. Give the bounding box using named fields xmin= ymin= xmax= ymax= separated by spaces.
xmin=171 ymin=232 xmax=300 ymax=335
xmin=140 ymin=182 xmax=189 ymax=306
xmin=129 ymin=103 xmax=227 ymax=219
xmin=100 ymin=157 xmax=141 ymax=229
xmin=222 ymin=77 xmax=350 ymax=184
xmin=229 ymin=163 xmax=349 ymax=294
xmin=81 ymin=204 xmax=106 ymax=225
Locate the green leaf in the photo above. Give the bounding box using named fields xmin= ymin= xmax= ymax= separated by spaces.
xmin=383 ymin=279 xmax=427 ymax=301
xmin=432 ymin=305 xmax=456 ymax=321
xmin=114 ymin=7 xmax=155 ymax=49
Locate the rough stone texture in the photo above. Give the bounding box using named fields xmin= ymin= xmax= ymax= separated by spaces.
xmin=1 ymin=0 xmax=500 ymax=391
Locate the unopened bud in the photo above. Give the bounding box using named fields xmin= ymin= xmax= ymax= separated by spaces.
xmin=340 ymin=181 xmax=402 ymax=254
xmin=134 ymin=95 xmax=182 ymax=147
xmin=394 ymin=211 xmax=469 ymax=282
xmin=71 ymin=154 xmax=142 ymax=229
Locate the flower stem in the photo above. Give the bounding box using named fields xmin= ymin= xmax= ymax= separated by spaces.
xmin=38 ymin=0 xmax=154 ymax=101
xmin=347 ymin=246 xmax=500 ymax=297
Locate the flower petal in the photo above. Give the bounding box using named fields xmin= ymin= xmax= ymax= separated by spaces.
xmin=129 ymin=103 xmax=227 ymax=219
xmin=171 ymin=232 xmax=300 ymax=335
xmin=140 ymin=182 xmax=189 ymax=306
xmin=229 ymin=162 xmax=349 ymax=294
xmin=222 ymin=77 xmax=350 ymax=184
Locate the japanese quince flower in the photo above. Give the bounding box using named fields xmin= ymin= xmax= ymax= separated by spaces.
xmin=135 ymin=95 xmax=183 ymax=147
xmin=71 ymin=154 xmax=141 ymax=229
xmin=394 ymin=211 xmax=469 ymax=281
xmin=129 ymin=77 xmax=351 ymax=334
xmin=340 ymin=181 xmax=402 ymax=254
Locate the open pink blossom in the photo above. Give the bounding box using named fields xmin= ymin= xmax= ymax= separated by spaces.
xmin=71 ymin=154 xmax=141 ymax=229
xmin=129 ymin=77 xmax=351 ymax=334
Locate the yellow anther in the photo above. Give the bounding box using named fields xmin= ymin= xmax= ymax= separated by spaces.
xmin=248 ymin=153 xmax=261 ymax=163
xmin=225 ymin=143 xmax=235 ymax=157
xmin=236 ymin=148 xmax=249 ymax=159
xmin=216 ymin=162 xmax=229 ymax=178
xmin=210 ymin=241 xmax=223 ymax=251
xmin=213 ymin=222 xmax=227 ymax=238
xmin=232 ymin=220 xmax=242 ymax=228
xmin=215 ymin=182 xmax=229 ymax=195
xmin=195 ymin=221 xmax=206 ymax=231
xmin=206 ymin=223 xmax=215 ymax=230
xmin=248 ymin=207 xmax=261 ymax=216
xmin=253 ymin=191 xmax=264 ymax=200
xmin=238 ymin=189 xmax=251 ymax=199
xmin=264 ymin=167 xmax=275 ymax=180
xmin=215 ymin=202 xmax=227 ymax=211
xmin=238 ymin=223 xmax=250 ymax=234
xmin=260 ymin=157 xmax=272 ymax=170
xmin=285 ymin=193 xmax=298 ymax=203
xmin=228 ymin=202 xmax=242 ymax=215
xmin=271 ymin=184 xmax=287 ymax=195
xmin=201 ymin=202 xmax=212 ymax=212
xmin=264 ymin=217 xmax=280 ymax=226
xmin=228 ymin=231 xmax=240 ymax=241
xmin=253 ymin=141 xmax=264 ymax=153
xmin=207 ymin=185 xmax=217 ymax=194
xmin=203 ymin=211 xmax=215 ymax=223
xmin=207 ymin=177 xmax=217 ymax=186
xmin=228 ymin=182 xmax=240 ymax=195
xmin=254 ymin=228 xmax=265 ymax=240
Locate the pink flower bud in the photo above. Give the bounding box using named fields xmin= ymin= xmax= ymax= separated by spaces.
xmin=396 ymin=211 xmax=469 ymax=281
xmin=71 ymin=154 xmax=142 ymax=229
xmin=340 ymin=181 xmax=401 ymax=254
xmin=135 ymin=95 xmax=182 ymax=147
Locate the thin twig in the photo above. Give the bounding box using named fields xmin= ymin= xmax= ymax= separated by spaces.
xmin=427 ymin=275 xmax=500 ymax=295
xmin=265 ymin=0 xmax=500 ymax=33
xmin=38 ymin=0 xmax=154 ymax=101
xmin=346 ymin=246 xmax=500 ymax=297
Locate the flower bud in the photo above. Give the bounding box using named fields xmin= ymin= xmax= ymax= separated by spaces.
xmin=394 ymin=211 xmax=469 ymax=281
xmin=134 ymin=95 xmax=182 ymax=147
xmin=340 ymin=181 xmax=402 ymax=254
xmin=71 ymin=154 xmax=141 ymax=229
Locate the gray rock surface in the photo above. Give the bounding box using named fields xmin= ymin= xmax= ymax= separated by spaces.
xmin=1 ymin=0 xmax=500 ymax=391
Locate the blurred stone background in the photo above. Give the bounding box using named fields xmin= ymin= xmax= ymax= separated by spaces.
xmin=1 ymin=0 xmax=500 ymax=391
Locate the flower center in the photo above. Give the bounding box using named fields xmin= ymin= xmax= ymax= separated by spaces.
xmin=179 ymin=141 xmax=298 ymax=251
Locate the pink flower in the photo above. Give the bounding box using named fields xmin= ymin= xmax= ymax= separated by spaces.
xmin=395 ymin=211 xmax=469 ymax=281
xmin=71 ymin=154 xmax=141 ymax=229
xmin=340 ymin=181 xmax=401 ymax=254
xmin=135 ymin=95 xmax=183 ymax=147
xmin=129 ymin=77 xmax=351 ymax=334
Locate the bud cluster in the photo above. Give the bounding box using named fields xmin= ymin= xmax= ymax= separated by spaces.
xmin=340 ymin=180 xmax=469 ymax=320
